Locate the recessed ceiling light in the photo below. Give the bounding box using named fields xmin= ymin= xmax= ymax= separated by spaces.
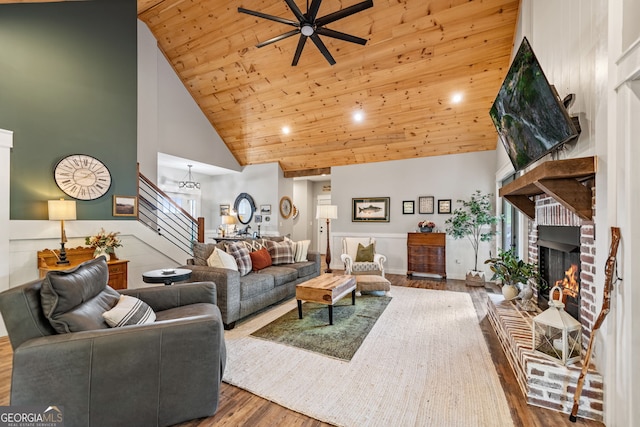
xmin=282 ymin=126 xmax=290 ymax=135
xmin=353 ymin=111 xmax=364 ymax=123
xmin=452 ymin=93 xmax=463 ymax=103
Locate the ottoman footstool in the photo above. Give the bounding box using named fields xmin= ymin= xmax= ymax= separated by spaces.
xmin=355 ymin=274 xmax=391 ymax=296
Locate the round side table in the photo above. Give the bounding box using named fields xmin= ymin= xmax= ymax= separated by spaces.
xmin=142 ymin=268 xmax=192 ymax=286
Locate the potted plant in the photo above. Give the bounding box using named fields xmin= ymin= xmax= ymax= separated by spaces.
xmin=484 ymin=249 xmax=539 ymax=301
xmin=445 ymin=190 xmax=501 ymax=286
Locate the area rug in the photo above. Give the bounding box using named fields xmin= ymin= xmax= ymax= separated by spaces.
xmin=251 ymin=294 xmax=392 ymax=360
xmin=223 ymin=286 xmax=514 ymax=427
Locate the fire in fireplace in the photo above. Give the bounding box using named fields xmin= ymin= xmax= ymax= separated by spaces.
xmin=537 ymin=226 xmax=581 ymax=321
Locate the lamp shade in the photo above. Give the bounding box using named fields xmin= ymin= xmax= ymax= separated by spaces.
xmin=222 ymin=215 xmax=237 ymax=225
xmin=316 ymin=205 xmax=338 ymax=220
xmin=48 ymin=199 xmax=77 ymax=221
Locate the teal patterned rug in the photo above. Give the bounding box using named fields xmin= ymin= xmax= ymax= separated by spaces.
xmin=251 ymin=294 xmax=392 ymax=360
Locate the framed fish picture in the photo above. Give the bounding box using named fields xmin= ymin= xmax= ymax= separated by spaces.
xmin=352 ymin=197 xmax=390 ymax=222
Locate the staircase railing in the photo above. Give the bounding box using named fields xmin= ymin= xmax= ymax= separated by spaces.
xmin=138 ymin=170 xmax=204 ymax=256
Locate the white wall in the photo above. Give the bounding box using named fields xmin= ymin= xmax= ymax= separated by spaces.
xmin=208 ymin=163 xmax=286 ymax=237
xmin=331 ymin=151 xmax=497 ymax=278
xmin=136 ymin=20 xmax=242 ymax=179
xmin=505 ymin=0 xmax=640 ymax=425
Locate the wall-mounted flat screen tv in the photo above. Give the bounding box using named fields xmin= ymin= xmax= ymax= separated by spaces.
xmin=489 ymin=37 xmax=580 ymax=171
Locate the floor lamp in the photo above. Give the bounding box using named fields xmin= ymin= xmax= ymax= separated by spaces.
xmin=48 ymin=198 xmax=77 ymax=265
xmin=316 ymin=205 xmax=338 ymax=273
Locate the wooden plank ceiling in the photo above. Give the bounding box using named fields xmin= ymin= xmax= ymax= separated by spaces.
xmin=8 ymin=0 xmax=521 ymax=176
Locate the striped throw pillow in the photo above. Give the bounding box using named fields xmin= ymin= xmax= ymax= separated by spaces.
xmin=102 ymin=295 xmax=156 ymax=328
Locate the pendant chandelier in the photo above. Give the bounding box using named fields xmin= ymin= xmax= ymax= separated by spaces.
xmin=179 ymin=165 xmax=200 ymax=189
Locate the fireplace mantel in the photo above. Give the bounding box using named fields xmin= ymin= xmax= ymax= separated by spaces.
xmin=499 ymin=156 xmax=597 ymax=220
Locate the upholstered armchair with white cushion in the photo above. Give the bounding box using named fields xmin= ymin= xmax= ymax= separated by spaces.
xmin=341 ymin=237 xmax=386 ymax=277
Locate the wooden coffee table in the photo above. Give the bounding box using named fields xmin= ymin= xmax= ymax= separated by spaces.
xmin=296 ymin=275 xmax=356 ymax=325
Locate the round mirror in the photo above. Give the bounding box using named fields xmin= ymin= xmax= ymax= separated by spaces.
xmin=233 ymin=193 xmax=256 ymax=225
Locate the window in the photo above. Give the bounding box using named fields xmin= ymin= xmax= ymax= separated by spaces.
xmin=501 ymin=174 xmax=519 ymax=254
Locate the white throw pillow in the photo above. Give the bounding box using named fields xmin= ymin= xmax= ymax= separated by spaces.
xmin=102 ymin=295 xmax=156 ymax=328
xmin=294 ymin=239 xmax=311 ymax=262
xmin=207 ymin=247 xmax=238 ymax=271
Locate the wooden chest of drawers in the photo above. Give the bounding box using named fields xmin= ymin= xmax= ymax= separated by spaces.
xmin=407 ymin=232 xmax=446 ymax=278
xmin=37 ymin=247 xmax=129 ymax=290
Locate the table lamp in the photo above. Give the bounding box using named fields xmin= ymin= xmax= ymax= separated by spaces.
xmin=316 ymin=205 xmax=338 ymax=273
xmin=222 ymin=214 xmax=237 ymax=237
xmin=48 ymin=198 xmax=77 ymax=265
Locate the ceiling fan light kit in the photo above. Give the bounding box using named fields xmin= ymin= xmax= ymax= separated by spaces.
xmin=238 ymin=0 xmax=373 ymax=66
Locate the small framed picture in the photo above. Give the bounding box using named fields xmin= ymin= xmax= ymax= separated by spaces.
xmin=438 ymin=199 xmax=452 ymax=214
xmin=255 ymin=214 xmax=262 ymax=223
xmin=113 ymin=195 xmax=137 ymax=217
xmin=220 ymin=204 xmax=230 ymax=216
xmin=260 ymin=204 xmax=272 ymax=215
xmin=402 ymin=200 xmax=415 ymax=214
xmin=418 ymin=196 xmax=434 ymax=214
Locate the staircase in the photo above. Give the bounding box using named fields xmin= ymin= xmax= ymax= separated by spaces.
xmin=137 ymin=171 xmax=204 ymax=256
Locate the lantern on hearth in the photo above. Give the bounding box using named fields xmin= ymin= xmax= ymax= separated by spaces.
xmin=532 ymin=286 xmax=582 ymax=365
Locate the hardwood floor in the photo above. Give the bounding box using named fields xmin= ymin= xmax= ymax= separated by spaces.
xmin=0 ymin=273 xmax=606 ymax=427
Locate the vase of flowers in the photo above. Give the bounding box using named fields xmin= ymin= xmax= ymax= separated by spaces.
xmin=86 ymin=228 xmax=122 ymax=260
xmin=418 ymin=220 xmax=435 ymax=232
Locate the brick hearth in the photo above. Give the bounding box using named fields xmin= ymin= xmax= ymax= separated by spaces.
xmin=487 ymin=295 xmax=603 ymax=421
xmin=489 ymin=188 xmax=603 ymax=420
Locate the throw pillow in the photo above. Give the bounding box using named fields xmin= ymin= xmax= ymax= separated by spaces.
xmin=192 ymin=242 xmax=218 ymax=266
xmin=249 ymin=248 xmax=273 ymax=271
xmin=40 ymin=257 xmax=120 ymax=334
xmin=102 ymin=295 xmax=156 ymax=328
xmin=265 ymin=240 xmax=294 ymax=265
xmin=251 ymin=239 xmax=268 ymax=252
xmin=355 ymin=243 xmax=375 ymax=262
xmin=207 ymin=247 xmax=239 ymax=271
xmin=293 ymin=239 xmax=311 ymax=262
xmin=225 ymin=242 xmax=253 ymax=276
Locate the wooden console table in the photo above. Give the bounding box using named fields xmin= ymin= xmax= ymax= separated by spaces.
xmin=37 ymin=247 xmax=128 ymax=290
xmin=407 ymin=232 xmax=446 ymax=277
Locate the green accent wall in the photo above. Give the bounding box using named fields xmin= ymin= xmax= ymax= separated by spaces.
xmin=0 ymin=0 xmax=137 ymax=220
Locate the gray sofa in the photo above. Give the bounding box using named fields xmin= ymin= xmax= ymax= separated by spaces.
xmin=183 ymin=239 xmax=321 ymax=329
xmin=0 ymin=258 xmax=226 ymax=427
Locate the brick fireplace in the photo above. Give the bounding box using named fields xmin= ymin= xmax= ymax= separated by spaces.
xmin=489 ymin=157 xmax=602 ymax=421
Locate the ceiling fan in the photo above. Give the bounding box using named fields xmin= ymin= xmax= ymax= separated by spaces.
xmin=238 ymin=0 xmax=373 ymax=66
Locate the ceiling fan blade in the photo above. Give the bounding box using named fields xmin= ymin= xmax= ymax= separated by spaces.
xmin=256 ymin=29 xmax=300 ymax=48
xmin=316 ymin=0 xmax=373 ymax=27
xmin=310 ymin=33 xmax=336 ymax=65
xmin=283 ymin=0 xmax=306 ymax=23
xmin=307 ymin=0 xmax=323 ymax=21
xmin=292 ymin=35 xmax=308 ymax=66
xmin=316 ymin=27 xmax=368 ymax=45
xmin=238 ymin=7 xmax=299 ymax=27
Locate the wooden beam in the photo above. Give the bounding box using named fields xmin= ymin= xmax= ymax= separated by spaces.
xmin=283 ymin=168 xmax=331 ymax=179
xmin=498 ymin=156 xmax=597 ymax=221
xmin=499 ymin=157 xmax=597 ymax=197
xmin=535 ymin=178 xmax=593 ymax=220
xmin=503 ymin=195 xmax=536 ymax=219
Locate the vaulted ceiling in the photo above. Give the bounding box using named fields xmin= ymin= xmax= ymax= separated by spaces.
xmin=9 ymin=0 xmax=521 ymax=176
